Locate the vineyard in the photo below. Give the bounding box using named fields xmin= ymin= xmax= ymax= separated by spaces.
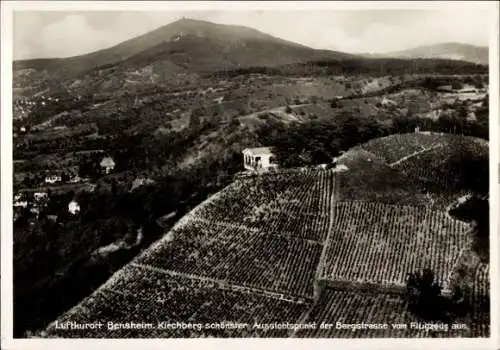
xmin=361 ymin=133 xmax=452 ymax=164
xmin=194 ymin=169 xmax=335 ymax=241
xmin=334 ymin=148 xmax=429 ymax=205
xmin=392 ymin=137 xmax=489 ymax=193
xmin=468 ymin=263 xmax=490 ymax=337
xmin=42 ymin=132 xmax=489 ymax=338
xmin=295 ymin=287 xmax=486 ymax=338
xmin=44 ymin=264 xmax=309 ymax=338
xmin=360 ymin=132 xmax=446 ymax=165
xmin=319 ymin=201 xmax=472 ymax=289
xmin=296 ymin=289 xmax=426 ymax=338
xmin=134 ymin=221 xmax=323 ymax=297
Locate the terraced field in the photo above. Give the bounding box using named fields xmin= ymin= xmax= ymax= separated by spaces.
xmin=320 ymin=201 xmax=471 ymax=289
xmin=44 ymin=265 xmax=309 ymax=338
xmin=392 ymin=137 xmax=489 ymax=192
xmin=194 ymin=169 xmax=335 ymax=241
xmin=468 ymin=263 xmax=490 ymax=337
xmin=295 ymin=287 xmax=488 ymax=338
xmin=360 ymin=132 xmax=447 ymax=165
xmin=135 ymin=221 xmax=323 ymax=297
xmin=334 ymin=148 xmax=429 ymax=205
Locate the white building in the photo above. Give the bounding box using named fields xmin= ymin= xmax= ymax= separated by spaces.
xmin=213 ymin=96 xmax=224 ymax=104
xmin=34 ymin=192 xmax=48 ymax=202
xmin=45 ymin=175 xmax=62 ymax=184
xmin=68 ymin=200 xmax=80 ymax=215
xmin=242 ymin=147 xmax=278 ymax=171
xmin=14 ymin=200 xmax=28 ymax=208
xmin=100 ymin=157 xmax=115 ymax=174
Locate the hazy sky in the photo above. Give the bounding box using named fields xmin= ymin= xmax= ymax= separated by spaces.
xmin=13 ymin=8 xmax=492 ymax=60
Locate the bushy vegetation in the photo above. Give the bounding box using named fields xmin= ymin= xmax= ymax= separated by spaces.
xmin=209 ymin=58 xmax=487 ymax=79
xmin=406 ymin=269 xmax=469 ymax=322
xmin=258 ymin=112 xmax=390 ymax=167
xmin=13 ymin=135 xmax=243 ymax=336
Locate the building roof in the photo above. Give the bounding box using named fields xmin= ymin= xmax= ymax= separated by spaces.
xmin=100 ymin=157 xmax=115 ymax=167
xmin=242 ymin=147 xmax=274 ymax=156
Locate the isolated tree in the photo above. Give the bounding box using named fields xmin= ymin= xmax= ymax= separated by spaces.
xmin=285 ymin=105 xmax=293 ymax=114
xmin=406 ymin=269 xmax=446 ymax=320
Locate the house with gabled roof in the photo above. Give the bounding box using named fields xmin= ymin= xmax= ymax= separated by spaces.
xmin=100 ymin=157 xmax=115 ymax=174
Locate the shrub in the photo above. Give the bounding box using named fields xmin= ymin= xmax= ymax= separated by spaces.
xmin=406 ymin=269 xmax=446 ymax=320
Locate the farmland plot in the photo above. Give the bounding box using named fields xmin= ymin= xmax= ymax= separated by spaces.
xmin=135 ymin=221 xmax=323 ymax=297
xmin=361 ymin=132 xmax=445 ymax=165
xmin=295 ymin=288 xmax=475 ymax=338
xmin=392 ymin=137 xmax=488 ymax=193
xmin=468 ymin=263 xmax=490 ymax=337
xmin=193 ymin=169 xmax=334 ymax=241
xmin=45 ymin=264 xmax=309 ymax=338
xmin=320 ymin=201 xmax=472 ymax=289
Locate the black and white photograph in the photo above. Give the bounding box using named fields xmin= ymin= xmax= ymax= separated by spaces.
xmin=1 ymin=1 xmax=499 ymax=348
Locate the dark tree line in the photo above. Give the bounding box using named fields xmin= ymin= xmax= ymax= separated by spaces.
xmin=258 ymin=112 xmax=390 ymax=168
xmin=207 ymin=58 xmax=487 ymax=79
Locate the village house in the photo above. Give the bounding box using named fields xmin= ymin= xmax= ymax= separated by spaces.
xmin=100 ymin=157 xmax=116 ymax=174
xmin=68 ymin=200 xmax=80 ymax=215
xmin=242 ymin=147 xmax=278 ymax=171
xmin=213 ymin=96 xmax=224 ymax=104
xmin=13 ymin=199 xmax=28 ymax=208
xmin=45 ymin=175 xmax=62 ymax=184
xmin=34 ymin=192 xmax=48 ymax=203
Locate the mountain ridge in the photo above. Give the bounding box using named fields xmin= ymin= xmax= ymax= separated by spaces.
xmin=360 ymin=42 xmax=488 ymax=65
xmin=13 ymin=18 xmax=355 ymax=77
